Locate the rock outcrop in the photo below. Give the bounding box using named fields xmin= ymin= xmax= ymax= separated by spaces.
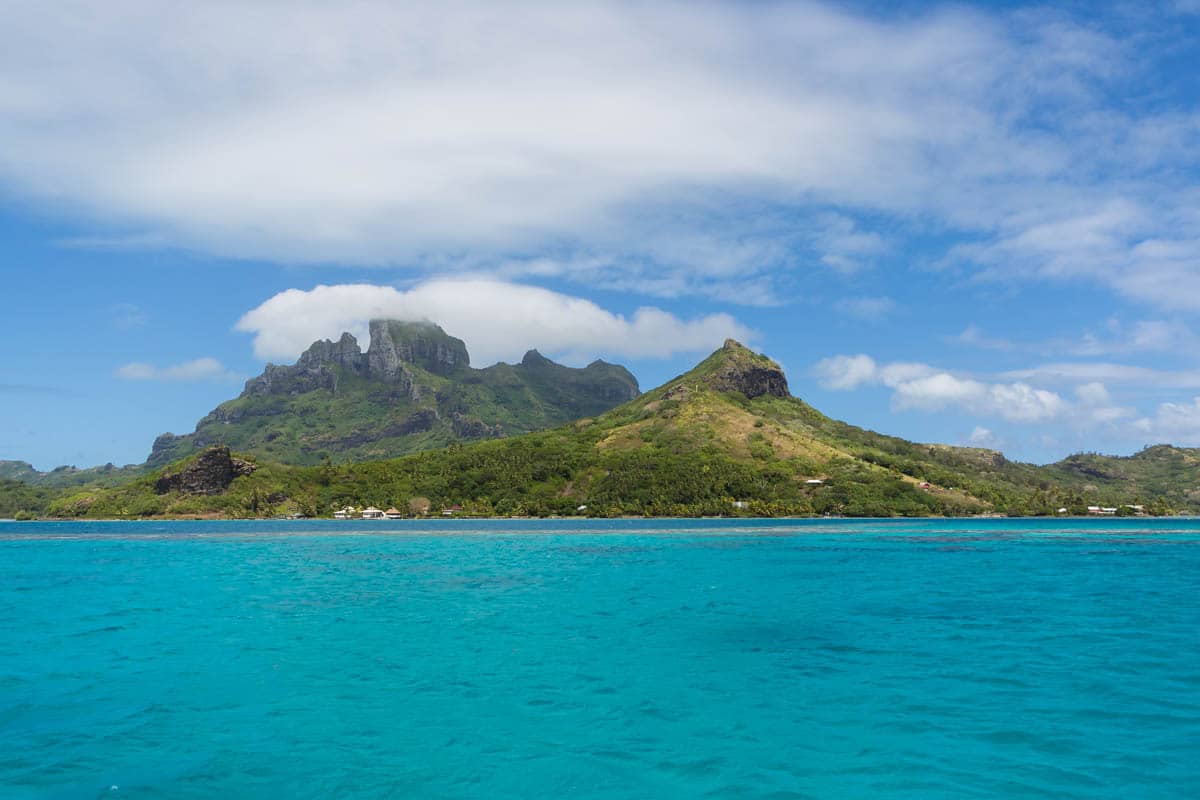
xmin=392 ymin=408 xmax=441 ymax=435
xmin=368 ymin=320 xmax=468 ymax=378
xmin=154 ymin=446 xmax=256 ymax=495
xmin=243 ymin=333 xmax=364 ymax=397
xmin=703 ymin=340 xmax=790 ymax=399
xmin=450 ymin=412 xmax=503 ymax=439
xmin=242 ymin=322 xmax=469 ymax=398
xmin=297 ymin=332 xmax=368 ymax=373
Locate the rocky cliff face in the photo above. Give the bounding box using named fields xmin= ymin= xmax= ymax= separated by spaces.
xmin=154 ymin=446 xmax=256 ymax=495
xmin=297 ymin=332 xmax=368 ymax=373
xmin=244 ymin=333 xmax=363 ymax=397
xmin=702 ymin=340 xmax=790 ymax=399
xmin=368 ymin=320 xmax=469 ymax=379
xmin=243 ymin=321 xmax=468 ymax=398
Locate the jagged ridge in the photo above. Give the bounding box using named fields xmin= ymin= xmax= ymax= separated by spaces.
xmin=148 ymin=320 xmax=639 ymax=466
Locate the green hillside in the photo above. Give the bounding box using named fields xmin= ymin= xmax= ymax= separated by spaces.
xmin=45 ymin=340 xmax=1195 ymax=519
xmin=0 ymin=479 xmax=61 ymax=519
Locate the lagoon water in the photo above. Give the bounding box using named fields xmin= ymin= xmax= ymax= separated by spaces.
xmin=1 ymin=518 xmax=1197 ymax=798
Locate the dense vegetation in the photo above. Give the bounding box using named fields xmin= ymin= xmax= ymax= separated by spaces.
xmin=35 ymin=341 xmax=1191 ymax=520
xmin=0 ymin=479 xmax=59 ymax=519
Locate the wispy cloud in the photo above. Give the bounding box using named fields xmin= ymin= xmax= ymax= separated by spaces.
xmin=1002 ymin=363 xmax=1200 ymax=390
xmin=1 ymin=2 xmax=1194 ymax=305
xmin=59 ymin=232 xmax=172 ymax=252
xmin=1134 ymin=396 xmax=1200 ymax=443
xmin=0 ymin=383 xmax=76 ymax=398
xmin=116 ymin=357 xmax=239 ymax=382
xmin=950 ymin=188 xmax=1200 ymax=311
xmin=966 ymin=426 xmax=1001 ymax=448
xmin=812 ymin=354 xmax=1068 ymax=422
xmin=953 ymin=319 xmax=1199 ymax=358
xmin=834 ymin=295 xmax=897 ymax=321
xmin=952 ymin=325 xmax=1015 ymax=352
xmin=813 ymin=351 xmax=1164 ymax=446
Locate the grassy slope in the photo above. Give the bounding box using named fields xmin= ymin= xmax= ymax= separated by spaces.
xmin=45 ymin=342 xmax=1193 ymax=519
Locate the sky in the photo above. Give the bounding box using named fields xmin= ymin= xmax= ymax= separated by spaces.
xmin=4 ymin=0 xmax=1200 ymax=470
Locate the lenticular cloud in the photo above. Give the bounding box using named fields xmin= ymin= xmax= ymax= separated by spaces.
xmin=235 ymin=280 xmax=754 ymax=366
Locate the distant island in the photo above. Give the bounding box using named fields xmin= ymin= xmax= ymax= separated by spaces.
xmin=3 ymin=324 xmax=1197 ymax=520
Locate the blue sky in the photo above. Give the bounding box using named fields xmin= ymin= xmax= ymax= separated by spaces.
xmin=4 ymin=0 xmax=1200 ymax=470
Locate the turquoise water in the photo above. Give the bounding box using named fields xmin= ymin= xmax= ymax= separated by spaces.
xmin=1 ymin=518 xmax=1198 ymax=798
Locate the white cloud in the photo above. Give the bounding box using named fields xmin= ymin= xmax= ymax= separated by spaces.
xmin=953 ymin=324 xmax=1014 ymax=352
xmin=813 ymin=353 xmax=1067 ymax=422
xmin=116 ymin=357 xmax=238 ymax=382
xmin=1134 ymin=397 xmax=1200 ymax=442
xmin=967 ymin=426 xmax=1000 ymax=447
xmin=878 ymin=361 xmax=940 ymax=386
xmin=958 ymin=198 xmax=1200 ymax=312
xmin=1074 ymin=381 xmax=1111 ymax=406
xmin=812 ymin=354 xmax=879 ymax=390
xmin=893 ymin=374 xmax=1067 ymax=422
xmin=1061 ymin=319 xmax=1198 ymax=357
xmin=235 ymin=280 xmax=754 ymax=365
xmin=815 ymin=214 xmax=889 ymax=274
xmin=3 ymin=1 xmax=1197 ymax=307
xmin=890 ymin=373 xmax=987 ymax=411
xmin=813 ymin=351 xmax=1188 ymax=453
xmin=1004 ymin=362 xmax=1200 ymax=390
xmin=984 ymin=383 xmax=1069 ymax=423
xmin=953 ymin=319 xmax=1199 ymax=358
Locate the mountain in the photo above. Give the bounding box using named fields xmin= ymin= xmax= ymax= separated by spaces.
xmin=0 ymin=460 xmax=142 ymax=488
xmin=147 ymin=320 xmax=640 ymax=467
xmin=46 ymin=340 xmax=1199 ymax=519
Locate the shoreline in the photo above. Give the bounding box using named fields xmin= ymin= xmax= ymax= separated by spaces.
xmin=4 ymin=513 xmax=1181 ymax=524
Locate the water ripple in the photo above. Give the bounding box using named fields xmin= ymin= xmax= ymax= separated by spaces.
xmin=0 ymin=519 xmax=1197 ymax=797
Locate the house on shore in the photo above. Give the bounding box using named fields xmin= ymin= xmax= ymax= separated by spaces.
xmin=361 ymin=506 xmax=386 ymax=520
xmin=333 ymin=506 xmax=355 ymax=519
xmin=385 ymin=507 xmax=403 ymax=519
